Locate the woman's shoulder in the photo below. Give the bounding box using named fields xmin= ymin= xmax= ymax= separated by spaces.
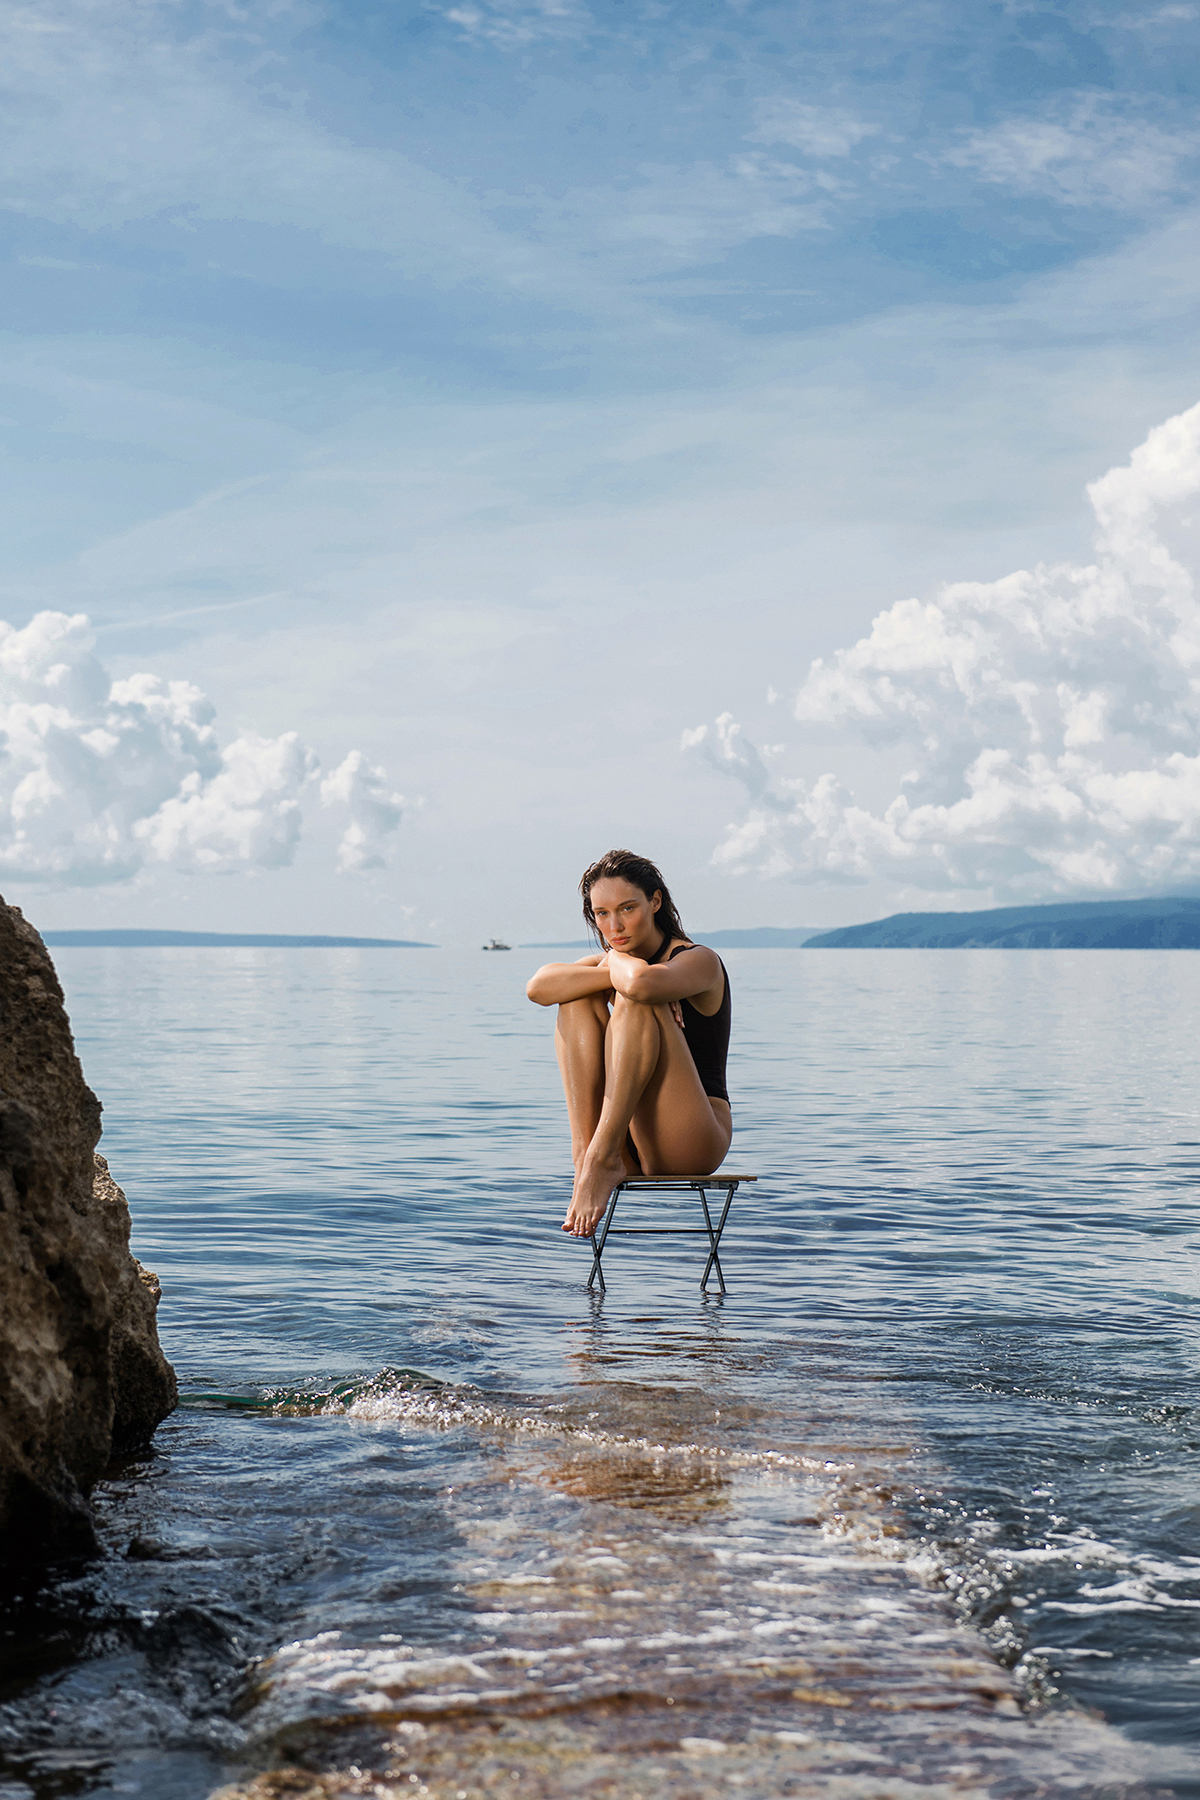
xmin=667 ymin=938 xmax=717 ymax=960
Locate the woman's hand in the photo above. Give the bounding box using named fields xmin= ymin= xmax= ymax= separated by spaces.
xmin=607 ymin=942 xmax=723 ymax=1015
xmin=606 ymin=954 xmax=685 ymax=1024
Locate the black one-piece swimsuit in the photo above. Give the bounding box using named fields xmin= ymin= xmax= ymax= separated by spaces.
xmin=643 ymin=935 xmax=731 ymax=1104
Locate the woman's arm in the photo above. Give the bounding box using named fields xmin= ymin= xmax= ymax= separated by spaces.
xmin=526 ymin=953 xmax=612 ymax=1007
xmin=608 ymin=944 xmax=723 ymax=1008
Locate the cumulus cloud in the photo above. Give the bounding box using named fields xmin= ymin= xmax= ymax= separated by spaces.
xmin=682 ymin=713 xmax=786 ymax=812
xmin=319 ymin=752 xmax=404 ymax=875
xmin=686 ymin=400 xmax=1200 ymax=898
xmin=0 ymin=612 xmax=402 ymax=885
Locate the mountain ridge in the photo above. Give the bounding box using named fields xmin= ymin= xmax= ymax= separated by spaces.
xmin=804 ymin=896 xmax=1200 ymax=949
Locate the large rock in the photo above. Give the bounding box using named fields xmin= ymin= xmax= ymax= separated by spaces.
xmin=0 ymin=899 xmax=176 ymax=1565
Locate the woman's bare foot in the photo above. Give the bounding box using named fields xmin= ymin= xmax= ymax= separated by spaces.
xmin=563 ymin=1147 xmax=626 ymax=1237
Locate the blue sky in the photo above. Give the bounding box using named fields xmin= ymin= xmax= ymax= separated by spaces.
xmin=4 ymin=0 xmax=1200 ymax=941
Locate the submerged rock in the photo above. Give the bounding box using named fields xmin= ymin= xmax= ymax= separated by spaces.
xmin=0 ymin=899 xmax=176 ymax=1565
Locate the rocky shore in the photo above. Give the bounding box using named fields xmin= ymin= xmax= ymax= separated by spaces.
xmin=0 ymin=899 xmax=176 ymax=1566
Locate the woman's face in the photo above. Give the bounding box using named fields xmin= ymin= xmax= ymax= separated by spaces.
xmin=589 ymin=877 xmax=662 ymax=954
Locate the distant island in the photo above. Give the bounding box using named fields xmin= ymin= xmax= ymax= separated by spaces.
xmin=804 ymin=896 xmax=1200 ymax=949
xmin=42 ymin=930 xmax=436 ymax=949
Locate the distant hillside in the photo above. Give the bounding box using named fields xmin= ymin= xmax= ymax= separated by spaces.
xmin=805 ymin=897 xmax=1200 ymax=949
xmin=42 ymin=930 xmax=436 ymax=948
xmin=699 ymin=927 xmax=822 ymax=948
xmin=521 ymin=927 xmax=822 ymax=950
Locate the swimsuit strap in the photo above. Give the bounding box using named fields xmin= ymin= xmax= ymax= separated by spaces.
xmin=645 ymin=934 xmax=696 ymax=965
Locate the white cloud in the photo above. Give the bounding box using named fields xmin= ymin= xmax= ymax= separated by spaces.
xmin=320 ymin=751 xmax=404 ymax=875
xmin=681 ymin=712 xmax=786 ymax=812
xmin=438 ymin=0 xmax=592 ymax=47
xmin=544 ymin=154 xmax=836 ymax=277
xmin=750 ymin=101 xmax=879 ymax=159
xmin=0 ymin=0 xmax=850 ymax=313
xmin=0 ymin=612 xmax=401 ymax=885
xmin=1108 ymin=6 xmax=1198 ymax=27
xmin=946 ymin=97 xmax=1198 ymax=208
xmin=0 ymin=0 xmax=549 ymax=294
xmin=687 ymin=399 xmax=1200 ymax=899
xmin=134 ymin=730 xmax=313 ymax=875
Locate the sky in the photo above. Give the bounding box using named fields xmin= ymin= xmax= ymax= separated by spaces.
xmin=4 ymin=0 xmax=1200 ymax=945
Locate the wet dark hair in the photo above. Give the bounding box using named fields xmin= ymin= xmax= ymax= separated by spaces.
xmin=580 ymin=849 xmax=689 ymax=948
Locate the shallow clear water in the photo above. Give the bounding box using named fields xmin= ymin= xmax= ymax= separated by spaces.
xmin=3 ymin=947 xmax=1200 ymax=1799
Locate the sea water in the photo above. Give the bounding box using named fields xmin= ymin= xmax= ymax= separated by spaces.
xmin=2 ymin=947 xmax=1200 ymax=1800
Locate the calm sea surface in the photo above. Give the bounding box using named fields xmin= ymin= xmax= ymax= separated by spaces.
xmin=3 ymin=947 xmax=1200 ymax=1800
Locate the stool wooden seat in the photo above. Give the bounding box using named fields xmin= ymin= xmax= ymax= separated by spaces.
xmin=583 ymin=1175 xmax=757 ymax=1293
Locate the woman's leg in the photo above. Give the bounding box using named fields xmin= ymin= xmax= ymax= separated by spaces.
xmin=627 ymin=999 xmax=731 ymax=1179
xmin=563 ymin=993 xmax=731 ymax=1237
xmin=554 ymin=993 xmax=611 ymax=1173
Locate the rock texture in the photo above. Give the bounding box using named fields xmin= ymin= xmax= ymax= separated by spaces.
xmin=93 ymin=1152 xmax=178 ymax=1453
xmin=0 ymin=898 xmax=176 ymax=1566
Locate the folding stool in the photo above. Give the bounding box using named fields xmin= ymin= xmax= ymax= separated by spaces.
xmin=583 ymin=1174 xmax=757 ymax=1293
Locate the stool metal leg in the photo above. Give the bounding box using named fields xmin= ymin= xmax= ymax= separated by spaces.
xmin=586 ymin=1187 xmax=620 ymax=1292
xmin=699 ymin=1181 xmax=737 ymax=1292
xmin=576 ymin=1177 xmax=751 ymax=1289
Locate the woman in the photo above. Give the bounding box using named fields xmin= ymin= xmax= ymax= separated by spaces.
xmin=527 ymin=849 xmax=732 ymax=1239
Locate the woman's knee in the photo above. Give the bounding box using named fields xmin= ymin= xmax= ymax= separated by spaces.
xmin=610 ymin=991 xmax=658 ymax=1031
xmin=558 ymin=993 xmax=609 ymax=1027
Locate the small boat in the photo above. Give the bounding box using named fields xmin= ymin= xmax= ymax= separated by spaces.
xmin=482 ymin=937 xmax=512 ymax=951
